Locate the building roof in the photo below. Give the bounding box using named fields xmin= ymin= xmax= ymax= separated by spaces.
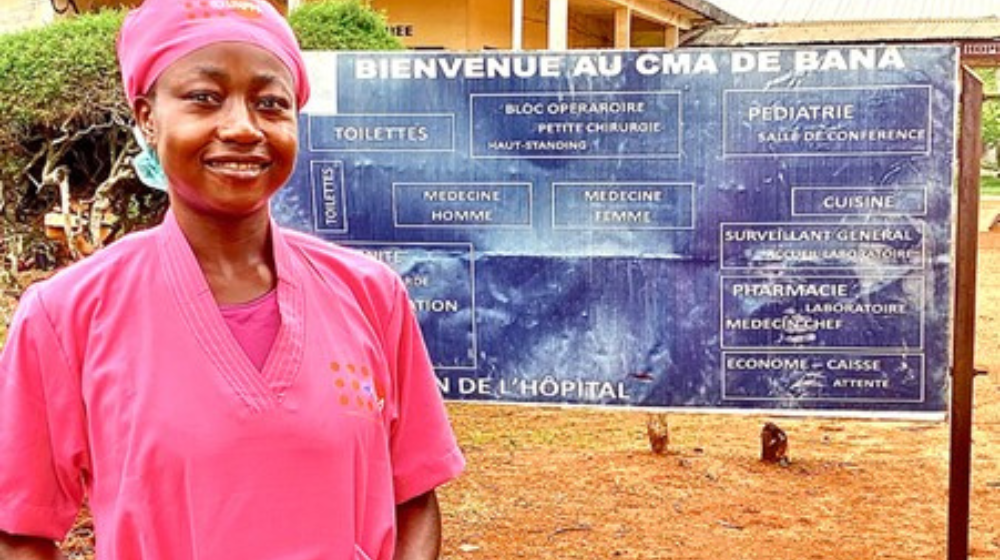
xmin=672 ymin=0 xmax=743 ymax=26
xmin=706 ymin=0 xmax=1000 ymax=24
xmin=684 ymin=17 xmax=1000 ymax=46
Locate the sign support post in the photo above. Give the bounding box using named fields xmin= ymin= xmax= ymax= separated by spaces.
xmin=948 ymin=67 xmax=983 ymax=560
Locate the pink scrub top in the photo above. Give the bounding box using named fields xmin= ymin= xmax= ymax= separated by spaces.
xmin=0 ymin=211 xmax=465 ymax=560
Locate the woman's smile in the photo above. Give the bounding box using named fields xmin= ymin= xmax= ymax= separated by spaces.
xmin=205 ymin=158 xmax=272 ymax=179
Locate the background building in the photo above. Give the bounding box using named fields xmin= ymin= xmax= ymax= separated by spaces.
xmin=1 ymin=0 xmax=740 ymax=49
xmin=0 ymin=0 xmax=61 ymax=33
xmin=353 ymin=0 xmax=739 ymax=50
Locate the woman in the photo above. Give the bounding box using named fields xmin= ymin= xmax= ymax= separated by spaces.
xmin=0 ymin=1 xmax=464 ymax=558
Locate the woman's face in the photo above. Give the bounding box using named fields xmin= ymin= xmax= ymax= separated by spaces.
xmin=134 ymin=42 xmax=298 ymax=219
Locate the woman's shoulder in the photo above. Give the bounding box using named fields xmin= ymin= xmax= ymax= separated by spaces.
xmin=26 ymin=226 xmax=163 ymax=306
xmin=279 ymin=227 xmax=401 ymax=284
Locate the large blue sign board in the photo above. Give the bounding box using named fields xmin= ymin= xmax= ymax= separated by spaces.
xmin=274 ymin=46 xmax=957 ymax=417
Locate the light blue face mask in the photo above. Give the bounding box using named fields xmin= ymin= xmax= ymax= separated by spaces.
xmin=131 ymin=126 xmax=168 ymax=192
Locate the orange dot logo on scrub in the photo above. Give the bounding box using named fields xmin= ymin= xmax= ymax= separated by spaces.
xmin=330 ymin=360 xmax=384 ymax=415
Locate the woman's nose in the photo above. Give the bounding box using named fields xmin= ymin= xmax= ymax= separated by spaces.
xmin=218 ymin=100 xmax=264 ymax=143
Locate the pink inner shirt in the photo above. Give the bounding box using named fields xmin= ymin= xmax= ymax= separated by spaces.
xmin=219 ymin=289 xmax=280 ymax=371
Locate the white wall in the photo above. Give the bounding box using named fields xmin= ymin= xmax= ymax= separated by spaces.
xmin=0 ymin=0 xmax=55 ymax=35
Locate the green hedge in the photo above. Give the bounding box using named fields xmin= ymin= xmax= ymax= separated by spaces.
xmin=0 ymin=10 xmax=126 ymax=150
xmin=291 ymin=0 xmax=403 ymax=51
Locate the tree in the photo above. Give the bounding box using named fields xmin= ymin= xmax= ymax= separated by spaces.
xmin=973 ymin=67 xmax=1000 ymax=170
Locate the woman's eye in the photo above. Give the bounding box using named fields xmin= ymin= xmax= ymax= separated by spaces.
xmin=186 ymin=91 xmax=219 ymax=104
xmin=258 ymin=96 xmax=291 ymax=111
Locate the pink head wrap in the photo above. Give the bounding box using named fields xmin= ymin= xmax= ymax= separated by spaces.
xmin=117 ymin=0 xmax=310 ymax=108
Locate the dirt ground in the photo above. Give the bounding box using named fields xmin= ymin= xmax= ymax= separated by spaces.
xmin=49 ymin=205 xmax=1000 ymax=559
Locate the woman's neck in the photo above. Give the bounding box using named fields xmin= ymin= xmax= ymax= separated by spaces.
xmin=172 ymin=205 xmax=278 ymax=304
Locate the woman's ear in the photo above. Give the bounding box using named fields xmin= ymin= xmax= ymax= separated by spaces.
xmin=133 ymin=96 xmax=157 ymax=146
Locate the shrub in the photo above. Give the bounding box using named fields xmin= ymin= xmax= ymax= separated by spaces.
xmin=0 ymin=10 xmax=127 ymax=149
xmin=0 ymin=9 xmax=147 ymax=274
xmin=291 ymin=0 xmax=403 ymax=51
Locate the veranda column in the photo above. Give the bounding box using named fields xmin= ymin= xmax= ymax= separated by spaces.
xmin=665 ymin=24 xmax=679 ymax=48
xmin=614 ymin=7 xmax=631 ymax=48
xmin=548 ymin=0 xmax=568 ymax=50
xmin=512 ymin=0 xmax=524 ymax=50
